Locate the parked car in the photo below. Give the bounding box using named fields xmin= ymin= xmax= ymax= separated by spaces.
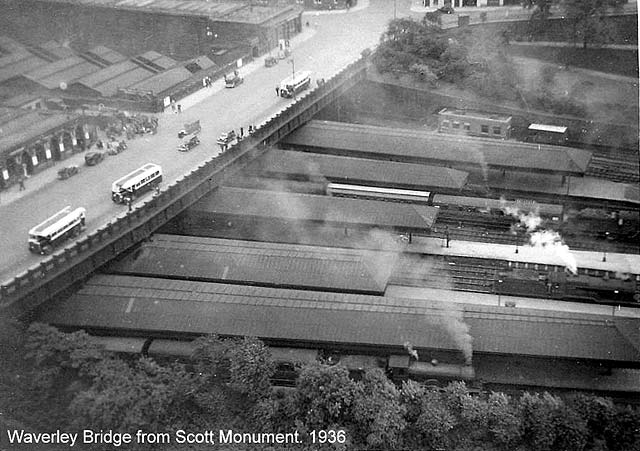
xmin=438 ymin=5 xmax=455 ymax=13
xmin=264 ymin=56 xmax=278 ymax=67
xmin=57 ymin=165 xmax=79 ymax=180
xmin=217 ymin=130 xmax=237 ymax=150
xmin=178 ymin=135 xmax=200 ymax=152
xmin=178 ymin=120 xmax=201 ymax=139
xmin=84 ymin=151 xmax=105 ymax=166
xmin=224 ymin=72 xmax=244 ymax=88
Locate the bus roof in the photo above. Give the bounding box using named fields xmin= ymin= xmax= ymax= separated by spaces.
xmin=113 ymin=163 xmax=161 ymax=187
xmin=280 ymin=70 xmax=312 ymax=86
xmin=528 ymin=123 xmax=568 ymax=134
xmin=29 ymin=206 xmax=85 ymax=236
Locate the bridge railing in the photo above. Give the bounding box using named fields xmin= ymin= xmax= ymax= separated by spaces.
xmin=0 ymin=57 xmax=368 ymax=315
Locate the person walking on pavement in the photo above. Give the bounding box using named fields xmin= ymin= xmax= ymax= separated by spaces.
xmin=18 ymin=176 xmax=25 ymax=191
xmin=177 ymin=104 xmax=182 ymax=113
xmin=275 ymin=86 xmax=280 ymax=97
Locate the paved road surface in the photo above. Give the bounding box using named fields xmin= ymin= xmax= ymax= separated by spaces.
xmin=0 ymin=0 xmax=400 ymax=284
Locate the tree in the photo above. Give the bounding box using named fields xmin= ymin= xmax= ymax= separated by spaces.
xmin=564 ymin=0 xmax=622 ymax=49
xmin=351 ymin=368 xmax=406 ymax=448
xmin=69 ymin=357 xmax=199 ymax=431
xmin=294 ymin=363 xmax=359 ymax=430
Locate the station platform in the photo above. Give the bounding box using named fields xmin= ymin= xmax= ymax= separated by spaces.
xmin=405 ymin=235 xmax=639 ymax=276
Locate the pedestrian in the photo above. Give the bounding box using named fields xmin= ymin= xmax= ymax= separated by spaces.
xmin=155 ymin=185 xmax=160 ymax=196
xmin=18 ymin=176 xmax=25 ymax=191
xmin=171 ymin=102 xmax=176 ymax=113
xmin=177 ymin=104 xmax=182 ymax=113
xmin=275 ymin=86 xmax=280 ymax=97
xmin=126 ymin=197 xmax=132 ymax=211
xmin=240 ymin=127 xmax=244 ymax=137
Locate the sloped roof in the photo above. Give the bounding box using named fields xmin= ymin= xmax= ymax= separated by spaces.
xmin=0 ymin=56 xmax=48 ymax=83
xmin=192 ymin=187 xmax=438 ymax=231
xmin=282 ymin=121 xmax=593 ymax=176
xmin=110 ymin=234 xmax=389 ymax=293
xmin=0 ymin=107 xmax=75 ymax=154
xmin=93 ymin=67 xmax=155 ymax=97
xmin=248 ymin=149 xmax=468 ymax=191
xmin=128 ymin=66 xmax=192 ymax=95
xmin=40 ymin=274 xmax=640 ymax=363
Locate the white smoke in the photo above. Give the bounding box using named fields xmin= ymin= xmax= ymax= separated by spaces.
xmin=529 ymin=230 xmax=578 ymax=275
xmin=500 ymin=197 xmax=542 ymax=232
xmin=403 ymin=341 xmax=419 ymax=361
xmin=437 ymin=304 xmax=473 ymax=365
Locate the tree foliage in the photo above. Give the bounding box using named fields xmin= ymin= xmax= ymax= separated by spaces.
xmin=4 ymin=325 xmax=640 ymax=451
xmin=563 ymin=0 xmax=624 ymax=48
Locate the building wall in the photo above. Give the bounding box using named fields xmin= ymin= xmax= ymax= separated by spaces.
xmin=0 ymin=0 xmax=285 ymax=60
xmin=439 ymin=111 xmax=511 ymax=139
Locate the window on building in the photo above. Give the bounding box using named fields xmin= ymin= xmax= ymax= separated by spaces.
xmin=452 ymin=121 xmax=460 ymax=129
xmin=463 ymin=123 xmax=470 ymax=131
xmin=481 ymin=125 xmax=489 ymax=134
xmin=442 ymin=120 xmax=450 ymax=128
xmin=493 ymin=126 xmax=501 ymax=135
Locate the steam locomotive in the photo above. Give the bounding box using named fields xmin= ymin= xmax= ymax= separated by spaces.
xmin=496 ymin=268 xmax=639 ymax=306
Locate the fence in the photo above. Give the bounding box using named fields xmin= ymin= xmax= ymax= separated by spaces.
xmin=0 ymin=58 xmax=367 ymax=317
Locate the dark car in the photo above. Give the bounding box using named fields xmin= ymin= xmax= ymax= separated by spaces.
xmin=438 ymin=5 xmax=455 ymax=13
xmin=84 ymin=151 xmax=105 ymax=166
xmin=57 ymin=165 xmax=79 ymax=180
xmin=178 ymin=135 xmax=200 ymax=152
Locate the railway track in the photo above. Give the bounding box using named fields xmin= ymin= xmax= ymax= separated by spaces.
xmin=586 ymin=155 xmax=640 ymax=184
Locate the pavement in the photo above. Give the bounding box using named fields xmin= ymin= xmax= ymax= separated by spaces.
xmin=403 ymin=235 xmax=640 ymax=275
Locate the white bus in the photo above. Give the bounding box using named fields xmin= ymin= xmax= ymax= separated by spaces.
xmin=279 ymin=70 xmax=312 ymax=98
xmin=112 ymin=163 xmax=162 ymax=203
xmin=28 ymin=206 xmax=86 ymax=254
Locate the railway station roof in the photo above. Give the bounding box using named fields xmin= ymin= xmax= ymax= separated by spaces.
xmin=110 ymin=234 xmax=390 ymax=293
xmin=40 ymin=275 xmax=640 ymax=364
xmin=23 ymin=56 xmax=101 ymax=90
xmin=282 ymin=121 xmax=593 ymax=176
xmin=247 ymin=149 xmax=468 ymax=191
xmin=191 ymin=187 xmax=438 ymax=231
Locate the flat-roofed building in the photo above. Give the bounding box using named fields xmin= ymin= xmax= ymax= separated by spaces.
xmin=526 ymin=123 xmax=569 ymax=146
xmin=438 ymin=107 xmax=512 ymax=140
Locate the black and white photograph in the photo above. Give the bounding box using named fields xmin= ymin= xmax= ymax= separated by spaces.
xmin=0 ymin=0 xmax=638 ymax=449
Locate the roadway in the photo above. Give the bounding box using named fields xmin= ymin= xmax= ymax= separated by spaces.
xmin=0 ymin=0 xmax=401 ymax=284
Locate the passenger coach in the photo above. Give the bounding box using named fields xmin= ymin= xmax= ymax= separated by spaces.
xmin=112 ymin=163 xmax=162 ymax=203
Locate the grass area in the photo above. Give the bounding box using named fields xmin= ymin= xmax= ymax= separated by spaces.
xmin=506 ymin=45 xmax=639 ymax=77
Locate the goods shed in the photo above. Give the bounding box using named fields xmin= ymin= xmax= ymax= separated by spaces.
xmin=282 ymin=121 xmax=592 ymax=177
xmin=181 ymin=187 xmax=438 ymax=238
xmin=246 ymin=149 xmax=469 ymax=195
xmin=109 ymin=234 xmax=392 ymax=294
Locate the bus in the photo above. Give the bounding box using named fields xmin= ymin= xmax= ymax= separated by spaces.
xmin=326 ymin=183 xmax=431 ymax=205
xmin=28 ymin=206 xmax=86 ymax=254
xmin=279 ymin=70 xmax=312 ymax=98
xmin=112 ymin=163 xmax=162 ymax=203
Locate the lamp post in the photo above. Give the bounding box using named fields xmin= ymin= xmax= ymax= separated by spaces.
xmin=288 ymin=57 xmax=296 ymax=100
